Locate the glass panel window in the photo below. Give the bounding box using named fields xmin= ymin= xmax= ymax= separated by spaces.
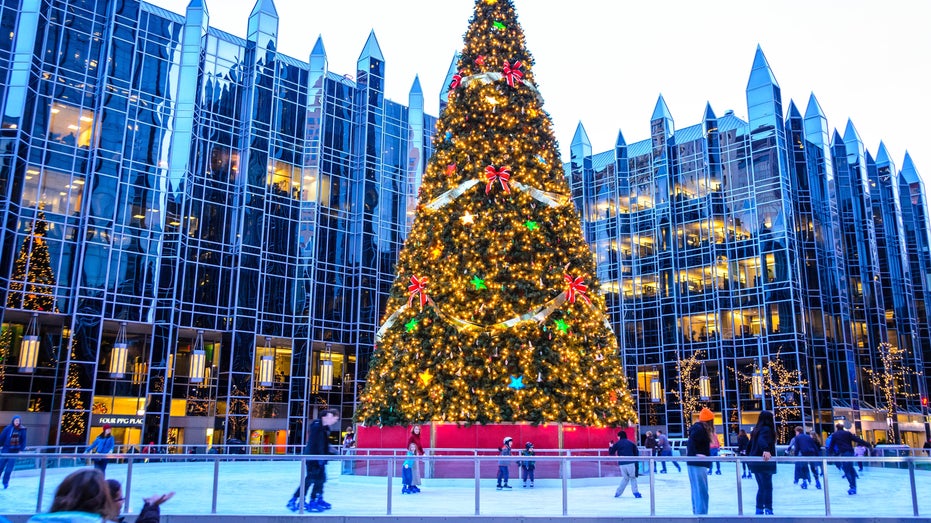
xmin=48 ymin=103 xmax=97 ymax=148
xmin=22 ymin=166 xmax=85 ymax=215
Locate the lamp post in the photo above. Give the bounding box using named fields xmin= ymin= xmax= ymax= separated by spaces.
xmin=320 ymin=343 xmax=333 ymax=391
xmin=109 ymin=322 xmax=128 ymax=378
xmin=18 ymin=312 xmax=40 ymax=373
xmin=699 ymin=362 xmax=711 ymax=401
xmin=190 ymin=330 xmax=206 ymax=383
xmin=650 ymin=367 xmax=663 ymax=403
xmin=259 ymin=337 xmax=275 ymax=387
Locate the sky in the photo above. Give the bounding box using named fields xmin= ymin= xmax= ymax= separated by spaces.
xmin=1 ymin=457 xmax=929 ymax=517
xmin=145 ymin=0 xmax=930 ymax=180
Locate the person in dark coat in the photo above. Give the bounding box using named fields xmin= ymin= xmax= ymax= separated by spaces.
xmin=828 ymin=423 xmax=871 ymax=495
xmin=286 ymin=409 xmax=339 ymax=512
xmin=0 ymin=415 xmax=27 ymax=489
xmin=687 ymin=408 xmax=714 ymax=515
xmin=85 ymin=424 xmax=115 ymax=475
xmin=748 ymin=410 xmax=777 ymax=515
xmin=643 ymin=431 xmax=657 ymax=472
xmin=107 ymin=478 xmax=174 ymax=523
xmin=736 ymin=429 xmax=751 ymax=478
xmin=788 ymin=426 xmax=821 ymax=489
xmin=406 ymin=425 xmax=425 ymax=491
xmin=608 ymin=431 xmax=642 ymax=498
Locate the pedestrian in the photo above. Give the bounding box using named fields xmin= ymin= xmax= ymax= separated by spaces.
xmin=853 ymin=442 xmax=867 ymax=472
xmin=496 ymin=436 xmax=514 ymax=490
xmin=27 ymin=468 xmax=120 ymax=523
xmin=401 ymin=442 xmax=418 ymax=494
xmin=707 ymin=423 xmax=722 ymax=475
xmin=748 ymin=410 xmax=777 ymax=515
xmin=107 ymin=478 xmax=172 ymax=523
xmin=644 ymin=431 xmax=656 ymax=472
xmin=286 ymin=408 xmax=339 ymax=512
xmin=520 ymin=442 xmax=536 ymax=488
xmin=686 ymin=408 xmax=714 ymax=515
xmin=85 ymin=424 xmax=115 ymax=475
xmin=828 ymin=423 xmax=870 ymax=495
xmin=655 ymin=429 xmax=680 ymax=472
xmin=608 ymin=430 xmax=642 ymax=498
xmin=0 ymin=415 xmax=27 ymax=489
xmin=341 ymin=429 xmax=356 ymax=475
xmin=736 ymin=429 xmax=751 ymax=478
xmin=407 ymin=424 xmax=425 ymax=491
xmin=788 ymin=426 xmax=821 ymax=489
xmin=923 ymin=439 xmax=931 ymax=456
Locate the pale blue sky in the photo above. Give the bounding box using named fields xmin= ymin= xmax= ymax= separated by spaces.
xmin=148 ymin=0 xmax=930 ymax=181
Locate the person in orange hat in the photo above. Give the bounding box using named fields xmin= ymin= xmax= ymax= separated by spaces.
xmin=85 ymin=424 xmax=116 ymax=475
xmin=686 ymin=408 xmax=714 ymax=514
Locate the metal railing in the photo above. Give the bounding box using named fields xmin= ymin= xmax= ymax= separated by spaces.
xmin=1 ymin=450 xmax=928 ymax=518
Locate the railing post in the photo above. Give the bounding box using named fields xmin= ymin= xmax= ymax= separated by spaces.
xmin=36 ymin=455 xmax=48 ymax=513
xmin=124 ymin=456 xmax=134 ymax=515
xmin=561 ymin=452 xmax=569 ymax=516
xmin=821 ymin=458 xmax=830 ymax=516
xmin=297 ymin=457 xmax=306 ymax=514
xmin=649 ymin=456 xmax=656 ymax=516
xmin=908 ymin=458 xmax=919 ymax=517
xmin=211 ymin=456 xmax=220 ymax=514
xmin=735 ymin=456 xmax=743 ymax=515
xmin=474 ymin=451 xmax=481 ymax=516
xmin=386 ymin=457 xmax=394 ymax=515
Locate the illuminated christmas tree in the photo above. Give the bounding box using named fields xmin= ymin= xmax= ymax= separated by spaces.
xmin=0 ymin=327 xmax=11 ymax=392
xmin=60 ymin=335 xmax=88 ymax=439
xmin=357 ymin=0 xmax=634 ymax=426
xmin=6 ymin=210 xmax=58 ymax=312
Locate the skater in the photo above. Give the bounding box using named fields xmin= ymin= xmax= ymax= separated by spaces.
xmin=401 ymin=442 xmax=418 ymax=494
xmin=644 ymin=431 xmax=656 ymax=472
xmin=707 ymin=423 xmax=722 ymax=475
xmin=496 ymin=436 xmax=514 ymax=489
xmin=520 ymin=442 xmax=536 ymax=487
xmin=27 ymin=469 xmax=120 ymax=523
xmin=608 ymin=431 xmax=642 ymax=498
xmin=828 ymin=423 xmax=870 ymax=495
xmin=788 ymin=426 xmax=821 ymax=489
xmin=341 ymin=430 xmax=356 ymax=475
xmin=736 ymin=429 xmax=751 ymax=478
xmin=748 ymin=410 xmax=776 ymax=515
xmin=687 ymin=408 xmax=714 ymax=515
xmin=407 ymin=425 xmax=425 ymax=491
xmin=286 ymin=408 xmax=339 ymax=512
xmin=854 ymin=442 xmax=867 ymax=472
xmin=0 ymin=415 xmax=26 ymax=489
xmin=85 ymin=424 xmax=115 ymax=475
xmin=655 ymin=429 xmax=680 ymax=473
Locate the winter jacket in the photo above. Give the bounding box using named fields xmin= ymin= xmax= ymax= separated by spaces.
xmin=520 ymin=449 xmax=536 ymax=469
xmin=748 ymin=425 xmax=777 ymax=474
xmin=829 ymin=429 xmax=870 ymax=455
xmin=498 ymin=445 xmax=513 ymax=466
xmin=608 ymin=438 xmax=639 ymax=466
xmin=736 ymin=433 xmax=750 ymax=455
xmin=788 ymin=433 xmax=820 ymax=456
xmin=303 ymin=419 xmax=333 ymax=465
xmin=134 ymin=503 xmax=161 ymax=523
xmin=0 ymin=416 xmax=26 ymax=453
xmin=686 ymin=422 xmax=711 ymax=468
xmin=27 ymin=512 xmax=113 ymax=523
xmin=407 ymin=428 xmax=424 ymax=455
xmin=86 ymin=434 xmax=115 ymax=455
xmin=656 ymin=433 xmax=672 ymax=453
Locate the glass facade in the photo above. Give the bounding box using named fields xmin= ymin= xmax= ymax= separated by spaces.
xmin=571 ymin=47 xmax=930 ymax=445
xmin=0 ymin=0 xmax=435 ymax=449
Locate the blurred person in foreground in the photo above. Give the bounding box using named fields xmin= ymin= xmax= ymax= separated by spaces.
xmin=107 ymin=478 xmax=174 ymax=523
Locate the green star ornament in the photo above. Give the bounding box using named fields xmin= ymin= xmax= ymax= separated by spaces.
xmin=405 ymin=318 xmax=419 ymax=332
xmin=524 ymin=220 xmax=539 ymax=231
xmin=470 ymin=275 xmax=487 ymax=290
xmin=554 ymin=319 xmax=569 ymax=333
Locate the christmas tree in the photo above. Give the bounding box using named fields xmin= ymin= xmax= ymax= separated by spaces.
xmin=357 ymin=0 xmax=635 ymax=426
xmin=6 ymin=210 xmax=58 ymax=312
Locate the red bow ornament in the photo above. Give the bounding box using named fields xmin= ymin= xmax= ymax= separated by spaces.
xmin=502 ymin=61 xmax=523 ymax=87
xmin=564 ymin=273 xmax=591 ymax=305
xmin=485 ymin=165 xmax=512 ymax=194
xmin=449 ymin=72 xmax=462 ymax=90
xmin=408 ymin=275 xmax=429 ymax=309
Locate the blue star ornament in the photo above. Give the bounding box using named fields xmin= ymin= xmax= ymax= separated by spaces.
xmin=508 ymin=375 xmax=525 ymax=389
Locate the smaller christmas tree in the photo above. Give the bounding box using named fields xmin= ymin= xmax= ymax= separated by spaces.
xmin=6 ymin=210 xmax=58 ymax=312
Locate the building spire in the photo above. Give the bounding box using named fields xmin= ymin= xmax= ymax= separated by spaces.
xmin=747 ymin=44 xmax=779 ymax=90
xmin=651 ymin=94 xmax=673 ymax=122
xmin=571 ymin=121 xmax=591 ymax=149
xmin=249 ymin=0 xmax=277 ymax=17
xmin=805 ymin=93 xmax=825 ymax=119
xmin=358 ymin=29 xmax=384 ymax=62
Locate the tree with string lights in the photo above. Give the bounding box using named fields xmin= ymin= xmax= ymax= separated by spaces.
xmin=865 ymin=342 xmax=920 ymax=444
xmin=60 ymin=336 xmax=88 ymax=441
xmin=0 ymin=328 xmax=11 ymax=392
xmin=356 ymin=0 xmax=634 ymax=426
xmin=673 ymin=349 xmax=704 ymax=428
xmin=732 ymin=353 xmax=807 ymax=443
xmin=6 ymin=210 xmax=58 ymax=312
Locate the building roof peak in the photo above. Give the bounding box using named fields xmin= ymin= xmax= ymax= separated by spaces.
xmin=358 ymin=30 xmax=384 ymax=62
xmin=747 ymin=45 xmax=779 ymax=90
xmin=571 ymin=121 xmax=591 ymax=148
xmin=651 ymin=94 xmax=673 ymax=122
xmin=249 ymin=0 xmax=277 ymax=18
xmin=805 ymin=93 xmax=825 ymax=119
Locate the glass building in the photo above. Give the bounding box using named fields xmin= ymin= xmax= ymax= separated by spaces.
xmin=0 ymin=0 xmax=436 ymax=449
xmin=570 ymin=47 xmax=930 ymax=445
xmin=2 ymin=0 xmax=928 ymax=451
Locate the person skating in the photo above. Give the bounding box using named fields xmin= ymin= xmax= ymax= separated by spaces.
xmin=407 ymin=425 xmax=425 ymax=492
xmin=401 ymin=442 xmax=417 ymax=494
xmin=655 ymin=429 xmax=680 ymax=473
xmin=85 ymin=424 xmax=115 ymax=475
xmin=496 ymin=437 xmax=514 ymax=490
xmin=286 ymin=409 xmax=339 ymax=512
xmin=748 ymin=410 xmax=777 ymax=515
xmin=0 ymin=415 xmax=26 ymax=489
xmin=707 ymin=423 xmax=722 ymax=475
xmin=520 ymin=442 xmax=536 ymax=487
xmin=736 ymin=429 xmax=751 ymax=478
xmin=687 ymin=408 xmax=714 ymax=515
xmin=788 ymin=426 xmax=821 ymax=490
xmin=828 ymin=423 xmax=871 ymax=495
xmin=643 ymin=431 xmax=657 ymax=472
xmin=608 ymin=431 xmax=642 ymax=498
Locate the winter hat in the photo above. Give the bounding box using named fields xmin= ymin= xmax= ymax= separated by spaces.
xmin=11 ymin=416 xmax=21 ymax=425
xmin=525 ymin=442 xmax=533 ymax=449
xmin=102 ymin=424 xmax=112 ymax=431
xmin=698 ymin=408 xmax=714 ymax=422
xmin=503 ymin=436 xmax=513 ymax=445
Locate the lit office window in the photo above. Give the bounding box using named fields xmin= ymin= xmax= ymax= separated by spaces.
xmin=48 ymin=103 xmax=97 ymax=148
